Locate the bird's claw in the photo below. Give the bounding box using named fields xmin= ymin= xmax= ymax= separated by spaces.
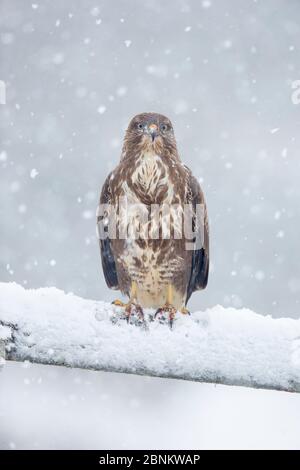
xmin=125 ymin=302 xmax=144 ymax=323
xmin=154 ymin=303 xmax=177 ymax=328
xmin=180 ymin=306 xmax=190 ymax=315
xmin=111 ymin=299 xmax=146 ymax=327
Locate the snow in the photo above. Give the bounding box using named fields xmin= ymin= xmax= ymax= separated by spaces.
xmin=0 ymin=0 xmax=299 ymax=449
xmin=1 ymin=282 xmax=299 ymax=393
xmin=1 ymin=362 xmax=300 ymax=450
xmin=97 ymin=105 xmax=106 ymax=114
xmin=30 ymin=168 xmax=39 ymax=179
xmin=0 ymin=151 xmax=7 ymax=162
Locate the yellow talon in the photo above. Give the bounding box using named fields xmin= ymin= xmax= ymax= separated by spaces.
xmin=180 ymin=307 xmax=190 ymax=315
xmin=112 ymin=298 xmax=144 ymax=324
xmin=112 ymin=282 xmax=145 ymax=324
xmin=112 ymin=299 xmax=127 ymax=307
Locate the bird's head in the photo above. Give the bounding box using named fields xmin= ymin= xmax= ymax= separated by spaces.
xmin=123 ymin=112 xmax=178 ymax=157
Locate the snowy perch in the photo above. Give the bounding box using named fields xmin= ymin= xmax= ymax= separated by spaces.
xmin=0 ymin=282 xmax=300 ymax=393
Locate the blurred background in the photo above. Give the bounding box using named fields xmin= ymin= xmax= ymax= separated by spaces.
xmin=1 ymin=363 xmax=300 ymax=450
xmin=1 ymin=0 xmax=300 ymax=317
xmin=1 ymin=0 xmax=300 ymax=450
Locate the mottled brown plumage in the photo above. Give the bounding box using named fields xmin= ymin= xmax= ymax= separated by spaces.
xmin=98 ymin=113 xmax=209 ymax=320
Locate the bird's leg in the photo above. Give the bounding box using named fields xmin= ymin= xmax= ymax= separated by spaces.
xmin=111 ymin=282 xmax=138 ymax=309
xmin=112 ymin=281 xmax=145 ymax=324
xmin=154 ymin=284 xmax=177 ymax=328
xmin=125 ymin=281 xmax=144 ymax=322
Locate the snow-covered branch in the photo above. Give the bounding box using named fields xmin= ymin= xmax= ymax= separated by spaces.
xmin=0 ymin=282 xmax=300 ymax=393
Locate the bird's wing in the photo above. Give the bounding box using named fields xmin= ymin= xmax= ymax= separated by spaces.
xmin=97 ymin=173 xmax=119 ymax=290
xmin=185 ymin=171 xmax=209 ymax=303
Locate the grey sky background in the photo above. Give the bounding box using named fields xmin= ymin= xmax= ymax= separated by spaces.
xmin=1 ymin=0 xmax=300 ymax=318
xmin=1 ymin=0 xmax=300 ymax=451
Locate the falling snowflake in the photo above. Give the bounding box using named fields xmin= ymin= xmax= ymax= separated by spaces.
xmin=30 ymin=168 xmax=39 ymax=179
xmin=97 ymin=105 xmax=106 ymax=114
xmin=116 ymin=86 xmax=127 ymax=97
xmin=202 ymin=0 xmax=211 ymax=7
xmin=255 ymin=271 xmax=265 ymax=281
xmin=0 ymin=151 xmax=7 ymax=162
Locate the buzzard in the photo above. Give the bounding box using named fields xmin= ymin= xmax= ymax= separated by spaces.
xmin=98 ymin=113 xmax=209 ymax=325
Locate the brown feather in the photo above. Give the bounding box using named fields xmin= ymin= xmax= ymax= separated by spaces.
xmin=98 ymin=113 xmax=209 ymax=309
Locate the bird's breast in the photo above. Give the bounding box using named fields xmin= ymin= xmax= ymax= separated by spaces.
xmin=129 ymin=152 xmax=175 ymax=203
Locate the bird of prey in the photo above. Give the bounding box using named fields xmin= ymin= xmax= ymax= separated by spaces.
xmin=98 ymin=112 xmax=209 ymax=325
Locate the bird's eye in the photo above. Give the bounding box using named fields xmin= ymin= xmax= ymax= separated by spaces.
xmin=161 ymin=123 xmax=168 ymax=133
xmin=137 ymin=123 xmax=144 ymax=130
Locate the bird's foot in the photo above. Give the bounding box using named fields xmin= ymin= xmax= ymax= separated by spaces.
xmin=154 ymin=303 xmax=177 ymax=328
xmin=180 ymin=306 xmax=190 ymax=315
xmin=124 ymin=301 xmax=145 ymax=324
xmin=112 ymin=299 xmax=127 ymax=307
xmin=111 ymin=299 xmax=146 ymax=328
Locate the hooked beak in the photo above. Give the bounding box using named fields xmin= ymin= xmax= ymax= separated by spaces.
xmin=148 ymin=123 xmax=159 ymax=142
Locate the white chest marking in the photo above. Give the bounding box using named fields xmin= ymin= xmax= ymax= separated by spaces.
xmin=128 ymin=152 xmax=175 ymax=203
